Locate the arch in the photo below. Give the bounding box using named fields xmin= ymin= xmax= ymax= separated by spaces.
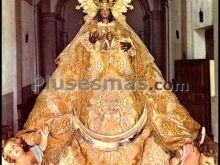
xmin=33 ymin=0 xmax=41 ymax=5
xmin=138 ymin=0 xmax=150 ymax=14
xmin=55 ymin=0 xmax=68 ymax=15
xmin=139 ymin=0 xmax=163 ymax=12
xmin=38 ymin=0 xmax=51 ymax=13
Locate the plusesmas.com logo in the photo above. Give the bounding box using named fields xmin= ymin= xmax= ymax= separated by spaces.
xmin=31 ymin=75 xmax=190 ymax=93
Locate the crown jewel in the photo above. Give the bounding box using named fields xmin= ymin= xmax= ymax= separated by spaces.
xmin=94 ymin=0 xmax=116 ymax=9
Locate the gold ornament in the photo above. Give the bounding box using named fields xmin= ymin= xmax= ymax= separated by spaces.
xmin=75 ymin=0 xmax=133 ymax=22
xmin=94 ymin=0 xmax=116 ymax=9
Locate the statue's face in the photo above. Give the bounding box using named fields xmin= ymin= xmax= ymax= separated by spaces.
xmin=4 ymin=141 xmax=24 ymax=160
xmin=199 ymin=153 xmax=216 ymax=165
xmin=106 ymin=32 xmax=113 ymax=41
xmin=100 ymin=9 xmax=111 ymax=18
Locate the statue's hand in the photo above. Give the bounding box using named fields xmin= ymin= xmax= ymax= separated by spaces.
xmin=89 ymin=32 xmax=99 ymax=44
xmin=120 ymin=42 xmax=132 ymax=52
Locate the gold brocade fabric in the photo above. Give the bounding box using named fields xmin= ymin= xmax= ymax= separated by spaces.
xmin=16 ymin=20 xmax=200 ymax=164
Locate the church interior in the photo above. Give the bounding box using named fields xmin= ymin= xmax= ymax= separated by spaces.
xmin=2 ymin=0 xmax=218 ymax=147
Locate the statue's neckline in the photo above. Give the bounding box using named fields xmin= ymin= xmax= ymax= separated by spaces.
xmin=97 ymin=21 xmax=116 ymax=27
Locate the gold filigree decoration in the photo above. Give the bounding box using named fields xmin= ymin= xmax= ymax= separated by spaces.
xmin=76 ymin=0 xmax=133 ymax=22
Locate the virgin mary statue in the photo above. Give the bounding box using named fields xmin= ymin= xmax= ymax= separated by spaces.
xmin=15 ymin=0 xmax=216 ymax=164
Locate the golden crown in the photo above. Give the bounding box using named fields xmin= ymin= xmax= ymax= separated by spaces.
xmin=94 ymin=0 xmax=116 ymax=9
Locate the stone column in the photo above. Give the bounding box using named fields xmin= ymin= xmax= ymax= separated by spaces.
xmin=56 ymin=15 xmax=65 ymax=55
xmin=181 ymin=0 xmax=187 ymax=59
xmin=213 ymin=0 xmax=218 ymax=142
xmin=185 ymin=0 xmax=193 ymax=59
xmin=143 ymin=13 xmax=152 ymax=51
xmin=39 ymin=13 xmax=64 ymax=77
xmin=145 ymin=10 xmax=166 ymax=77
xmin=2 ymin=0 xmax=19 ymax=133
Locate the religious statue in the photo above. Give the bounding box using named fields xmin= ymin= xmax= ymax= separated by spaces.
xmin=12 ymin=0 xmax=217 ymax=164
